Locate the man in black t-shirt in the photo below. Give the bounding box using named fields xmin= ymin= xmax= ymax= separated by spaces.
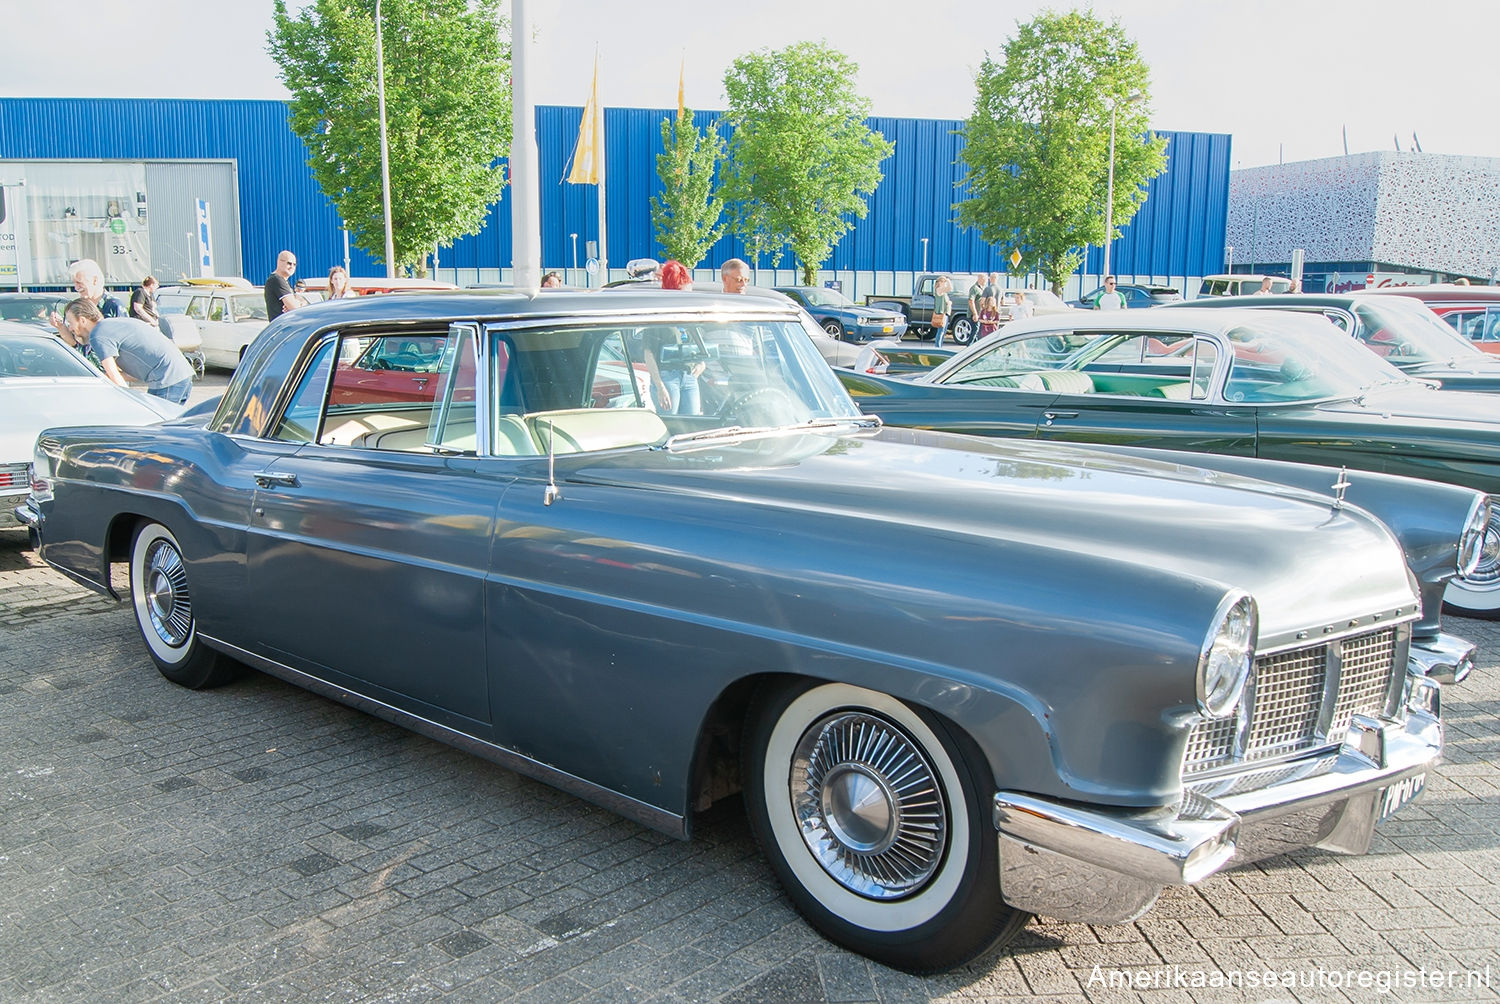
xmin=264 ymin=250 xmax=299 ymax=320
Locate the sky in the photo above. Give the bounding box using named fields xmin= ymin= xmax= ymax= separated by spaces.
xmin=5 ymin=0 xmax=1497 ymax=171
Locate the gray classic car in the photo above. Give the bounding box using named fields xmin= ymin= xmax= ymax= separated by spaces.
xmin=16 ymin=289 xmax=1474 ymax=972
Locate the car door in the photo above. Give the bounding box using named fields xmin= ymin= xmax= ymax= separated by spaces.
xmin=243 ymin=324 xmax=505 ymax=731
xmin=867 ymin=331 xmax=1087 ymax=438
xmin=1028 ymin=330 xmax=1258 ymax=454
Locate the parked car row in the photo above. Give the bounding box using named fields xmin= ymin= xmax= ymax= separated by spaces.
xmin=13 ymin=287 xmax=1475 ymax=974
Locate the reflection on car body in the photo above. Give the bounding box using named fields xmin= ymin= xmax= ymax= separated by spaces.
xmin=17 ymin=291 xmax=1474 ymax=972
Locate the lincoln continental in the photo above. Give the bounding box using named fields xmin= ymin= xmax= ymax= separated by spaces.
xmin=16 ymin=289 xmax=1478 ymax=971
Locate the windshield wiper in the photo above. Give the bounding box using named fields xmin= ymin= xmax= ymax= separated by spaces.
xmin=662 ymin=415 xmax=881 ymax=452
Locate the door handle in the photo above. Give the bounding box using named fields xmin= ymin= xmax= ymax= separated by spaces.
xmin=1042 ymin=411 xmax=1078 ymax=426
xmin=254 ymin=472 xmax=300 ymax=488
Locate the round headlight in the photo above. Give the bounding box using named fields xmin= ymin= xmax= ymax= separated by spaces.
xmin=1197 ymin=592 xmax=1257 ymax=719
xmin=1457 ymin=496 xmax=1494 ymax=579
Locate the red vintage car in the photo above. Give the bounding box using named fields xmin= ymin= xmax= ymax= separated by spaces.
xmin=1362 ymin=284 xmax=1500 ymax=354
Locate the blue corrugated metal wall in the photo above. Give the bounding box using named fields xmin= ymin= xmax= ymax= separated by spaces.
xmin=1 ymin=98 xmax=1228 ymax=284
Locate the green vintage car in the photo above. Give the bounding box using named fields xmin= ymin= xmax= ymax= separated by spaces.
xmin=839 ymin=307 xmax=1500 ymax=616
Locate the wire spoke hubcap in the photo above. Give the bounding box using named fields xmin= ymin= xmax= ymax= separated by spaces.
xmin=791 ymin=711 xmax=947 ymax=900
xmin=145 ymin=540 xmax=192 ymax=648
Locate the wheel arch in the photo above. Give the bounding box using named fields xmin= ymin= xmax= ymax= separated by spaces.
xmin=684 ymin=668 xmax=1020 ymax=837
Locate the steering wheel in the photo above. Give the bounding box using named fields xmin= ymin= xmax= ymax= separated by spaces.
xmin=368 ymin=359 xmax=391 ymax=371
xmin=718 ymin=386 xmax=803 ymax=426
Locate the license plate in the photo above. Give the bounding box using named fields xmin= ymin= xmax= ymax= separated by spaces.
xmin=1378 ymin=772 xmax=1425 ymax=820
xmin=882 ymin=325 xmax=893 ymax=333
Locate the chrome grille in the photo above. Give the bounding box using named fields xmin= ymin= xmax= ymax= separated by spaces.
xmin=1183 ymin=627 xmax=1399 ymax=777
xmin=1329 ymin=629 xmax=1398 ymax=742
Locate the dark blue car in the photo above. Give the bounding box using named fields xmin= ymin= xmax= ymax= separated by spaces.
xmin=775 ymin=285 xmax=909 ymax=342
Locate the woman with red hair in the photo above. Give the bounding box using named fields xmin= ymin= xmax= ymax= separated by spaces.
xmin=659 ymin=260 xmax=692 ymax=290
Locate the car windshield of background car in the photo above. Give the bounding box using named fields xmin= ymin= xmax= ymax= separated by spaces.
xmin=1354 ymin=299 xmax=1487 ymax=366
xmin=798 ymin=288 xmax=853 ymax=308
xmin=1222 ymin=313 xmax=1410 ymax=403
xmin=0 ymin=333 xmax=102 ymax=378
xmin=0 ymin=295 xmax=67 ymax=328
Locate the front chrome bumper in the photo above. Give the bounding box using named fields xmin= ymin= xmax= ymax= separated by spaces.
xmin=992 ymin=678 xmax=1443 ymax=926
xmin=1410 ymin=631 xmax=1476 ymax=684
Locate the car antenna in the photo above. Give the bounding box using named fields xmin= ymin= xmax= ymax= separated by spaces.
xmin=543 ymin=420 xmax=561 ymax=506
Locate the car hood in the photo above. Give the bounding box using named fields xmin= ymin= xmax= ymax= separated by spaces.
xmin=570 ymin=429 xmax=1414 ymax=647
xmin=0 ymin=377 xmax=178 ymax=463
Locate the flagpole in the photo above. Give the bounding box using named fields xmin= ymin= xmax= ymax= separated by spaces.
xmin=509 ymin=0 xmax=542 ymax=290
xmin=594 ymin=56 xmax=608 ymax=288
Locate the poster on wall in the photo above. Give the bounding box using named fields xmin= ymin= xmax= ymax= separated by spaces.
xmin=14 ymin=162 xmax=152 ymax=285
xmin=0 ymin=177 xmax=32 ymax=288
xmin=195 ymin=199 xmax=215 ymax=277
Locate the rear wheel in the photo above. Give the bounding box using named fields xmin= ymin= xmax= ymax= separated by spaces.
xmin=129 ymin=523 xmax=238 ymax=688
xmin=950 ymin=316 xmax=976 ymax=346
xmin=743 ymin=679 xmax=1028 ymax=973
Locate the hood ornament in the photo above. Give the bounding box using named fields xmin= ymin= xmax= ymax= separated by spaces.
xmin=1331 ymin=466 xmax=1351 ymax=511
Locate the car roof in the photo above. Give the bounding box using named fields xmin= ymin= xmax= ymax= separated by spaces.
xmin=997 ymin=305 xmax=1324 ymax=337
xmin=1361 ymin=284 xmax=1500 ymax=303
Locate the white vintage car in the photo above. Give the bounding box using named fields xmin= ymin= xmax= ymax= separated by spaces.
xmin=0 ymin=322 xmax=179 ymax=531
xmin=156 ymin=280 xmax=270 ymax=370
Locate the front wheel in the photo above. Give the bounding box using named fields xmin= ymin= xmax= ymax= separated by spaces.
xmin=743 ymin=679 xmax=1029 ymax=973
xmin=821 ymin=319 xmax=844 ymax=337
xmin=1444 ymin=511 xmax=1500 ymax=619
xmin=129 ymin=523 xmax=238 ymax=688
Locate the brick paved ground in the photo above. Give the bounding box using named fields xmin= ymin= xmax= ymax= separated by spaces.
xmin=1 ymin=529 xmax=1497 ymax=1003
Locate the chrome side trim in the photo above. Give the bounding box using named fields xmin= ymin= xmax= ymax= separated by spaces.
xmin=199 ymin=634 xmax=689 ymax=840
xmin=1408 ymin=632 xmax=1476 ymax=684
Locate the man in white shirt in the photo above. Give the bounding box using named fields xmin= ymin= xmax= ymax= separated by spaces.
xmin=1095 ymin=276 xmax=1128 ymax=310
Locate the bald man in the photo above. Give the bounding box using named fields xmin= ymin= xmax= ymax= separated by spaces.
xmin=264 ymin=250 xmax=300 ymax=320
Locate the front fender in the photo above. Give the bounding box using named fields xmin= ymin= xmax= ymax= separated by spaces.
xmin=1083 ymin=445 xmax=1484 ymax=638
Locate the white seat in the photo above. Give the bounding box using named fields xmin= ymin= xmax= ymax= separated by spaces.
xmin=526 ymin=408 xmax=668 ymax=454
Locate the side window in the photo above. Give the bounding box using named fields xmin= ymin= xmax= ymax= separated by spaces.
xmin=272 ymin=329 xmax=463 ymax=452
xmin=1486 ymin=309 xmax=1500 ymax=343
xmin=427 ymin=325 xmax=478 ymax=453
xmin=1190 ymin=340 xmax=1218 ymax=399
xmin=208 ymin=297 xmax=226 ymax=322
xmin=268 ymin=339 xmax=336 ymax=442
xmin=184 ymin=296 xmax=208 ymax=320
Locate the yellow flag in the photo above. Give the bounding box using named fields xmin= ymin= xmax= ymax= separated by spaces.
xmin=567 ymin=56 xmax=602 ymax=185
xmin=677 ymin=56 xmax=685 ymax=121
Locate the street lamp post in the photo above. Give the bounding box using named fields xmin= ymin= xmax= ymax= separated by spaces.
xmin=375 ymin=0 xmax=396 ymax=279
xmin=1102 ymin=91 xmax=1143 ymax=284
xmin=570 ymin=233 xmax=578 ymax=285
xmin=920 ymin=237 xmax=929 ymax=273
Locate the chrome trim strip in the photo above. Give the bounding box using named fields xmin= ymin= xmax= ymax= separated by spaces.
xmin=199 ymin=634 xmax=689 ymax=839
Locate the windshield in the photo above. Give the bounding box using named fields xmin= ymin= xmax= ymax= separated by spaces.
xmin=0 ymin=333 xmax=98 ymax=378
xmin=1219 ymin=312 xmax=1412 ymax=402
xmin=486 ymin=315 xmax=862 ymax=454
xmin=1352 ymin=297 xmax=1487 ymax=367
xmin=0 ymin=295 xmax=68 ymax=328
xmin=793 ymin=287 xmax=854 ymax=308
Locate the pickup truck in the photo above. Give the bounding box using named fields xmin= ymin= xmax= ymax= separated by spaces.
xmin=865 ymin=273 xmax=988 ymax=345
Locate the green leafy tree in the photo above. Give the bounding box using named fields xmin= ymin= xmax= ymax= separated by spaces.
xmin=268 ymin=0 xmax=510 ymax=274
xmin=720 ymin=42 xmax=893 ymax=285
xmin=650 ymin=109 xmax=726 ymax=268
xmin=956 ymin=11 xmax=1167 ymax=293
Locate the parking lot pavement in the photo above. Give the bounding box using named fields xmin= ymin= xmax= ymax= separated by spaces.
xmin=1 ymin=530 xmax=1497 ymax=1003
